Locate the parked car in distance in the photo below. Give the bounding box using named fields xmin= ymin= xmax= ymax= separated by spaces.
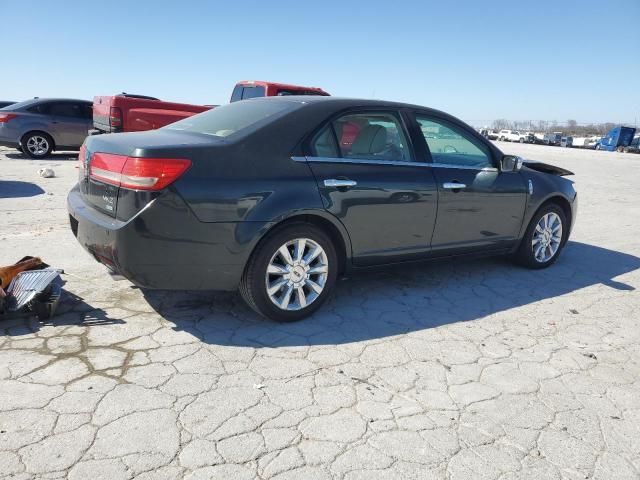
xmin=560 ymin=136 xmax=573 ymax=147
xmin=622 ymin=135 xmax=640 ymax=153
xmin=0 ymin=98 xmax=92 ymax=158
xmin=543 ymin=132 xmax=562 ymax=146
xmin=498 ymin=130 xmax=530 ymax=142
xmin=91 ymin=93 xmax=212 ymax=135
xmin=479 ymin=128 xmax=499 ymax=140
xmin=595 ymin=126 xmax=636 ymax=151
xmin=68 ymin=96 xmax=578 ymax=321
xmin=0 ymin=101 xmax=17 ymax=109
xmin=230 ymin=80 xmax=330 ymax=102
xmin=572 ymin=137 xmax=587 ymax=148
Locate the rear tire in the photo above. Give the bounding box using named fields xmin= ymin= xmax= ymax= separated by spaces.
xmin=15 ymin=146 xmax=23 ymax=153
xmin=514 ymin=203 xmax=567 ymax=269
xmin=240 ymin=223 xmax=338 ymax=322
xmin=22 ymin=132 xmax=53 ymax=159
xmin=519 ymin=138 xmax=524 ymax=143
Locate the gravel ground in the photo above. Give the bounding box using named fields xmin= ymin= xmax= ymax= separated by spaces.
xmin=0 ymin=143 xmax=639 ymax=480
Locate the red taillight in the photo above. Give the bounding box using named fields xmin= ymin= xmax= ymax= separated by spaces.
xmin=109 ymin=107 xmax=122 ymax=128
xmin=0 ymin=113 xmax=17 ymax=123
xmin=89 ymin=153 xmax=191 ymax=191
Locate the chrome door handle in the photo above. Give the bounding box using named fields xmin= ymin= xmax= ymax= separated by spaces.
xmin=324 ymin=179 xmax=357 ymax=188
xmin=443 ymin=182 xmax=466 ymax=189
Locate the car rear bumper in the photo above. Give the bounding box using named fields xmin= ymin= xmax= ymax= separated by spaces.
xmin=67 ymin=185 xmax=269 ymax=291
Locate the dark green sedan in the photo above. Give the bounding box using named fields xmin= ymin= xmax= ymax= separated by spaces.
xmin=68 ymin=97 xmax=577 ymax=321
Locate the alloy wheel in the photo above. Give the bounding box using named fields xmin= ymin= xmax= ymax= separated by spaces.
xmin=532 ymin=212 xmax=562 ymax=263
xmin=26 ymin=136 xmax=49 ymax=156
xmin=265 ymin=238 xmax=329 ymax=311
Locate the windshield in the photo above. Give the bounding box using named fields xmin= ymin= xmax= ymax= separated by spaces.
xmin=165 ymin=99 xmax=300 ymax=138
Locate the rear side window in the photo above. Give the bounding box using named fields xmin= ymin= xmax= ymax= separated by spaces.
xmin=311 ymin=111 xmax=411 ymax=162
xmin=49 ymin=102 xmax=85 ymax=118
xmin=27 ymin=102 xmax=52 ymax=114
xmin=165 ymin=100 xmax=300 ymax=138
xmin=311 ymin=126 xmax=339 ymax=157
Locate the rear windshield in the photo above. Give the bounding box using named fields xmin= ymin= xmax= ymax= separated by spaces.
xmin=165 ymin=99 xmax=300 ymax=138
xmin=0 ymin=99 xmax=39 ymax=111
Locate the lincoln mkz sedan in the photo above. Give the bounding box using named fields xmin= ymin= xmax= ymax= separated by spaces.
xmin=68 ymin=97 xmax=577 ymax=321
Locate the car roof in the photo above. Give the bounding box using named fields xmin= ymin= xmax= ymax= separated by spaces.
xmin=30 ymin=98 xmax=91 ymax=103
xmin=2 ymin=98 xmax=92 ymax=111
xmin=241 ymin=95 xmax=455 ymax=119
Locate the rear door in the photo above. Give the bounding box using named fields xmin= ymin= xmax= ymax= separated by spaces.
xmin=49 ymin=101 xmax=91 ymax=147
xmin=412 ymin=112 xmax=527 ymax=254
xmin=304 ymin=109 xmax=438 ymax=266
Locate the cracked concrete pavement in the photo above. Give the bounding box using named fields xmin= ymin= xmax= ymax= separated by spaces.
xmin=1 ymin=144 xmax=639 ymax=479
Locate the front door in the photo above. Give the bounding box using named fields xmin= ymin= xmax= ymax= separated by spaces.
xmin=413 ymin=113 xmax=527 ymax=254
xmin=304 ymin=110 xmax=438 ymax=266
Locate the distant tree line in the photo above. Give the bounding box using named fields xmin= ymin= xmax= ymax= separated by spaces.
xmin=489 ymin=119 xmax=625 ymax=136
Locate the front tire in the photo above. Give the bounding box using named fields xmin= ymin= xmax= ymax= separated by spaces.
xmin=22 ymin=132 xmax=53 ymax=159
xmin=240 ymin=223 xmax=338 ymax=322
xmin=519 ymin=138 xmax=524 ymax=143
xmin=514 ymin=204 xmax=567 ymax=269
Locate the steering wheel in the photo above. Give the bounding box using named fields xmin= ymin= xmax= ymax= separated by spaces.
xmin=443 ymin=145 xmax=458 ymax=154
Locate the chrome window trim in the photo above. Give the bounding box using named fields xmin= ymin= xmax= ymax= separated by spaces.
xmin=291 ymin=156 xmax=498 ymax=172
xmin=431 ymin=162 xmax=498 ymax=172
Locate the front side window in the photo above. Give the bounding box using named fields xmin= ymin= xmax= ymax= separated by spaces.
xmin=416 ymin=115 xmax=493 ymax=168
xmin=311 ymin=111 xmax=411 ymax=162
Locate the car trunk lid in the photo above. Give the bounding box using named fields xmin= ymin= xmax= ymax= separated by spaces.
xmin=78 ymin=130 xmax=219 ymax=219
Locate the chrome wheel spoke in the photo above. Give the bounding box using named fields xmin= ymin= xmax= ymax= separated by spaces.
xmin=278 ymin=245 xmax=294 ymax=265
xmin=296 ymin=287 xmax=307 ymax=308
xmin=307 ymin=279 xmax=323 ymax=294
xmin=294 ymin=239 xmax=306 ymax=262
xmin=267 ymin=264 xmax=288 ymax=275
xmin=280 ymin=285 xmax=294 ymax=309
xmin=305 ymin=245 xmax=322 ymax=264
xmin=308 ymin=265 xmax=328 ymax=274
xmin=267 ymin=279 xmax=287 ymax=296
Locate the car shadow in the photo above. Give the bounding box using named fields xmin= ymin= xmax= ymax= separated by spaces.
xmin=141 ymin=241 xmax=639 ymax=347
xmin=0 ymin=181 xmax=45 ymax=198
xmin=4 ymin=152 xmax=78 ymax=161
xmin=1 ymin=289 xmax=123 ymax=336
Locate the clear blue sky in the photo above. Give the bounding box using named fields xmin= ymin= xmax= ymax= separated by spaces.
xmin=2 ymin=0 xmax=639 ymax=126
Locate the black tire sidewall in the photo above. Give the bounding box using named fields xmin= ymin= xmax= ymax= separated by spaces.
xmin=22 ymin=132 xmax=53 ymax=159
xmin=517 ymin=204 xmax=567 ymax=269
xmin=242 ymin=224 xmax=338 ymax=322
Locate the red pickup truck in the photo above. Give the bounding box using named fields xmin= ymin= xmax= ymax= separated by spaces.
xmin=92 ymin=82 xmax=330 ymax=135
xmin=91 ymin=93 xmax=211 ymax=134
xmin=230 ymin=80 xmax=329 ymax=102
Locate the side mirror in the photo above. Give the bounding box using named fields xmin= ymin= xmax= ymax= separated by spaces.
xmin=501 ymin=155 xmax=523 ymax=172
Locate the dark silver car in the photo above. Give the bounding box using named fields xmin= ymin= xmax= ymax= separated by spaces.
xmin=0 ymin=98 xmax=92 ymax=158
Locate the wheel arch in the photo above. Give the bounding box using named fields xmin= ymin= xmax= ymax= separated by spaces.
xmin=247 ymin=211 xmax=352 ymax=276
xmin=526 ymin=194 xmax=573 ymax=247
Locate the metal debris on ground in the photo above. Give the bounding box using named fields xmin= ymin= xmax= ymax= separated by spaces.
xmin=0 ymin=257 xmax=63 ymax=321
